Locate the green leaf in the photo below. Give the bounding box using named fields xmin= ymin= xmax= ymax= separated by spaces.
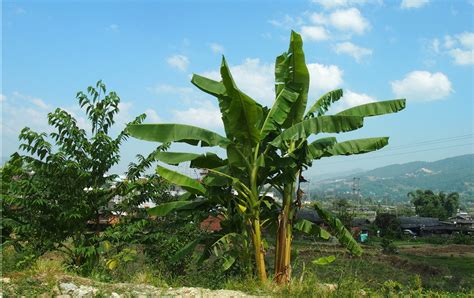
xmin=260 ymin=87 xmax=299 ymax=140
xmin=191 ymin=74 xmax=227 ymax=97
xmin=336 ymin=99 xmax=406 ymax=117
xmin=127 ymin=124 xmax=230 ymax=148
xmin=294 ymin=218 xmax=331 ymax=240
xmin=312 ymin=255 xmax=336 ymax=265
xmin=220 ymin=57 xmax=262 ymax=145
xmin=271 ymin=115 xmax=364 ymax=147
xmin=309 ymin=137 xmax=389 ymax=160
xmin=156 ymin=166 xmax=206 ymax=195
xmin=190 ymin=153 xmax=225 ymax=169
xmin=306 ymin=89 xmax=343 ymax=118
xmin=281 ymin=31 xmax=310 ymax=127
xmin=171 ymin=238 xmax=202 ymax=262
xmin=147 ymin=200 xmax=207 ymax=217
xmin=154 ymin=152 xmax=201 ymax=165
xmin=314 ymin=204 xmax=363 ymax=256
xmin=222 ymin=256 xmax=236 ymax=271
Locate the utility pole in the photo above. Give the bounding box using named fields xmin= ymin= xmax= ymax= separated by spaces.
xmin=352 ymin=177 xmax=361 ymax=206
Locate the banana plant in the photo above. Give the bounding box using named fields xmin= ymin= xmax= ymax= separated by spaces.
xmin=268 ymin=32 xmax=406 ymax=284
xmin=127 ymin=30 xmax=406 ymax=283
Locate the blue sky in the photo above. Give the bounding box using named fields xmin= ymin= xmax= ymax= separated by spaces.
xmin=2 ymin=0 xmax=473 ymax=177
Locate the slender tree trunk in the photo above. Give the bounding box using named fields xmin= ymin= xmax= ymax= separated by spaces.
xmin=274 ymin=182 xmax=294 ymax=284
xmin=252 ymin=218 xmax=267 ymax=282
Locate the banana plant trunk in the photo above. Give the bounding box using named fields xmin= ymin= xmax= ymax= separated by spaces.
xmin=251 ymin=218 xmax=267 ymax=282
xmin=274 ymin=182 xmax=295 ymax=284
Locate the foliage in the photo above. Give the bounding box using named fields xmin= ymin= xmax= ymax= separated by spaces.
xmin=374 ymin=213 xmax=401 ymax=239
xmin=380 ymin=238 xmax=398 ymax=254
xmin=408 ymin=189 xmax=459 ymax=220
xmin=0 ymin=81 xmax=163 ymax=272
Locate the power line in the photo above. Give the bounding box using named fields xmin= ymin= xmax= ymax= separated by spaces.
xmin=380 ymin=134 xmax=473 ymax=152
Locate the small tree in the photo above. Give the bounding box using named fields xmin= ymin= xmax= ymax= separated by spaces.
xmin=1 ymin=81 xmax=151 ymax=270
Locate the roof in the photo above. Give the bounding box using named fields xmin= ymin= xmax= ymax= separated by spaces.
xmin=295 ymin=208 xmax=323 ymax=224
xmin=399 ymin=216 xmax=440 ymax=228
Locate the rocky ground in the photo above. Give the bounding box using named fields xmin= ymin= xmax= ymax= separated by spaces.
xmin=2 ymin=275 xmax=260 ymax=297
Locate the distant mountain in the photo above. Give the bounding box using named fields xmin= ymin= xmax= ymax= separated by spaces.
xmin=310 ymin=154 xmax=474 ymax=202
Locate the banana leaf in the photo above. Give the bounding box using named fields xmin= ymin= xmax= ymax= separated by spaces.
xmin=220 ymin=57 xmax=262 ymax=146
xmin=309 ymin=137 xmax=389 ymax=160
xmin=336 ymin=99 xmax=406 ymax=117
xmin=260 ymin=87 xmax=299 ymax=140
xmin=314 ymin=204 xmax=363 ymax=256
xmin=271 ymin=115 xmax=364 ymax=147
xmin=281 ymin=31 xmax=310 ymax=127
xmin=294 ymin=218 xmax=331 ymax=240
xmin=156 ymin=166 xmax=206 ymax=195
xmin=127 ymin=124 xmax=230 ymax=148
xmin=306 ymin=89 xmax=343 ymax=118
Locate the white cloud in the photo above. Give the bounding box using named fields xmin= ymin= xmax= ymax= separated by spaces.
xmin=0 ymin=94 xmax=6 ymax=102
xmin=329 ymin=8 xmax=370 ymax=35
xmin=449 ymin=48 xmax=474 ymax=65
xmin=173 ymin=100 xmax=222 ymax=129
xmin=457 ymin=32 xmax=474 ymax=49
xmin=202 ymin=58 xmax=275 ymax=104
xmin=307 ymin=63 xmax=344 ymax=97
xmin=434 ymin=32 xmax=474 ymax=65
xmin=145 ymin=109 xmax=161 ymax=123
xmin=167 ymin=54 xmax=189 ymax=71
xmin=331 ymin=90 xmax=376 ymax=112
xmin=209 ymin=43 xmax=224 ymax=54
xmin=301 ymin=26 xmax=330 ymax=41
xmin=12 ymin=91 xmax=50 ymax=110
xmin=401 ymin=0 xmax=430 ymax=9
xmin=269 ymin=15 xmax=303 ymax=29
xmin=311 ymin=0 xmax=380 ymax=9
xmin=391 ymin=71 xmax=453 ymax=101
xmin=334 ymin=42 xmax=373 ymax=62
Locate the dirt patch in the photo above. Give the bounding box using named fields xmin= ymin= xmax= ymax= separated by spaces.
xmin=399 ymin=244 xmax=474 ymax=257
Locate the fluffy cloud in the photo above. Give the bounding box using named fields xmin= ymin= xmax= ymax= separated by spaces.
xmin=167 ymin=54 xmax=189 ymax=71
xmin=301 ymin=26 xmax=330 ymax=41
xmin=309 ymin=8 xmax=370 ymax=35
xmin=391 ymin=71 xmax=453 ymax=101
xmin=334 ymin=42 xmax=373 ymax=62
xmin=209 ymin=43 xmax=224 ymax=54
xmin=433 ymin=32 xmax=474 ymax=65
xmin=269 ymin=15 xmax=303 ymax=29
xmin=0 ymin=94 xmax=6 ymax=103
xmin=329 ymin=8 xmax=370 ymax=35
xmin=331 ymin=90 xmax=376 ymax=112
xmin=457 ymin=32 xmax=474 ymax=49
xmin=449 ymin=48 xmax=474 ymax=65
xmin=401 ymin=0 xmax=430 ymax=9
xmin=173 ymin=100 xmax=222 ymax=128
xmin=307 ymin=63 xmax=344 ymax=97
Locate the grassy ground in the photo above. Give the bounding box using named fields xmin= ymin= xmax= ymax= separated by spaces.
xmin=2 ymin=239 xmax=473 ymax=297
